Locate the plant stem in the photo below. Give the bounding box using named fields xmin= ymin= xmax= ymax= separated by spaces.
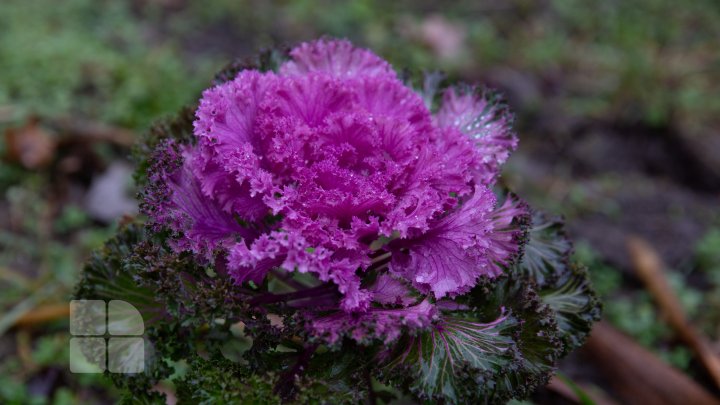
xmin=366 ymin=369 xmax=377 ymax=405
xmin=367 ymin=252 xmax=392 ymax=272
xmin=271 ymin=269 xmax=311 ymax=291
xmin=274 ymin=342 xmax=320 ymax=401
xmin=249 ymin=284 xmax=337 ymax=306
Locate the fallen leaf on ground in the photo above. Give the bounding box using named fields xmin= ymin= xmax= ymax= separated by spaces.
xmin=4 ymin=117 xmax=57 ymax=169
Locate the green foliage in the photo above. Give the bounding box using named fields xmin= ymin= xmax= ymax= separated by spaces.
xmin=73 ymin=220 xmax=359 ymax=403
xmin=539 ymin=265 xmax=601 ymax=354
xmin=176 ymin=357 xmax=281 ymax=405
xmin=76 ymin=223 xmax=160 ymax=313
xmin=175 ymin=355 xmax=358 ymax=405
xmin=514 ymin=212 xmax=572 ymax=286
xmin=509 ymin=212 xmax=602 ymax=356
xmin=0 ymin=0 xmax=209 ymax=130
xmin=379 ymin=304 xmax=519 ymax=402
xmin=377 ymin=274 xmax=562 ymax=404
xmin=325 ymin=209 xmax=597 ymax=405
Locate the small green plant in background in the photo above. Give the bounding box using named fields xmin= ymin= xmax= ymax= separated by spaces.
xmin=0 ymin=0 xmax=212 ymax=130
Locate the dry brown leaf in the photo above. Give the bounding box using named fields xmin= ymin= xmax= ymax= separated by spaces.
xmin=4 ymin=117 xmax=57 ymax=169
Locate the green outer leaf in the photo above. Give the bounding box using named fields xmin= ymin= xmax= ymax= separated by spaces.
xmin=74 ymin=223 xmax=174 ymax=400
xmin=74 ymin=222 xmax=165 ymax=324
xmin=213 ymin=47 xmax=288 ymax=85
xmin=306 ymin=346 xmax=369 ymax=400
xmin=377 ymin=275 xmax=561 ymax=404
xmin=75 ymin=222 xmax=359 ymax=402
xmin=132 ymin=105 xmax=197 ymax=187
xmin=175 ymin=355 xmax=358 ymax=405
xmin=175 ymin=357 xmax=280 ymax=405
xmin=539 ymin=264 xmax=602 ymax=355
xmin=515 ymin=211 xmax=572 ymax=286
xmin=470 ymin=276 xmax=562 ymax=401
xmin=383 ymin=315 xmax=517 ymax=403
xmin=515 ymin=210 xmax=602 ymax=355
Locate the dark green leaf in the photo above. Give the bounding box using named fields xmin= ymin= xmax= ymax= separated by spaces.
xmin=378 ymin=275 xmax=561 ymax=404
xmin=382 ymin=315 xmax=517 ymax=403
xmin=175 ymin=357 xmax=280 ymax=405
xmin=75 ymin=223 xmax=176 ymax=394
xmin=132 ymin=105 xmax=197 ymax=187
xmin=515 ymin=211 xmax=573 ymax=286
xmin=175 ymin=355 xmax=357 ymax=405
xmin=74 ymin=222 xmax=165 ymax=323
xmin=213 ymin=47 xmax=288 ymax=85
xmin=539 ymin=264 xmax=601 ymax=355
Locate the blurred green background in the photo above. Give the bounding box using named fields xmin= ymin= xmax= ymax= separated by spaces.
xmin=0 ymin=0 xmax=719 ymax=403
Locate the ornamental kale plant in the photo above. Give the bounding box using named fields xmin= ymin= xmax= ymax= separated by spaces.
xmin=75 ymin=39 xmax=601 ymax=404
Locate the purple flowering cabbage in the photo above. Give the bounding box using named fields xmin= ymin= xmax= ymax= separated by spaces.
xmin=78 ymin=39 xmax=600 ymax=404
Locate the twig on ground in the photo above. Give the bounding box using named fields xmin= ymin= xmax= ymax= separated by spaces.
xmin=583 ymin=321 xmax=720 ymax=405
xmin=14 ymin=303 xmax=70 ymax=328
xmin=627 ymin=236 xmax=720 ymax=389
xmin=0 ymin=284 xmax=57 ymax=337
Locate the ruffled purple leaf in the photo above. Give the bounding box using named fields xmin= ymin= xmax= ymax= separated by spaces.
xmin=308 ymin=299 xmax=436 ymax=345
xmin=436 ymin=86 xmax=517 ymax=185
xmin=280 ymin=38 xmax=395 ymax=79
xmin=389 ymin=187 xmax=527 ymax=298
xmin=140 ymin=140 xmax=255 ymax=259
xmin=368 ymin=274 xmax=417 ymax=307
xmin=227 ymin=230 xmax=371 ymax=311
xmin=486 ymin=192 xmax=531 ymax=267
xmin=142 ymin=38 xmax=528 ymax=331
